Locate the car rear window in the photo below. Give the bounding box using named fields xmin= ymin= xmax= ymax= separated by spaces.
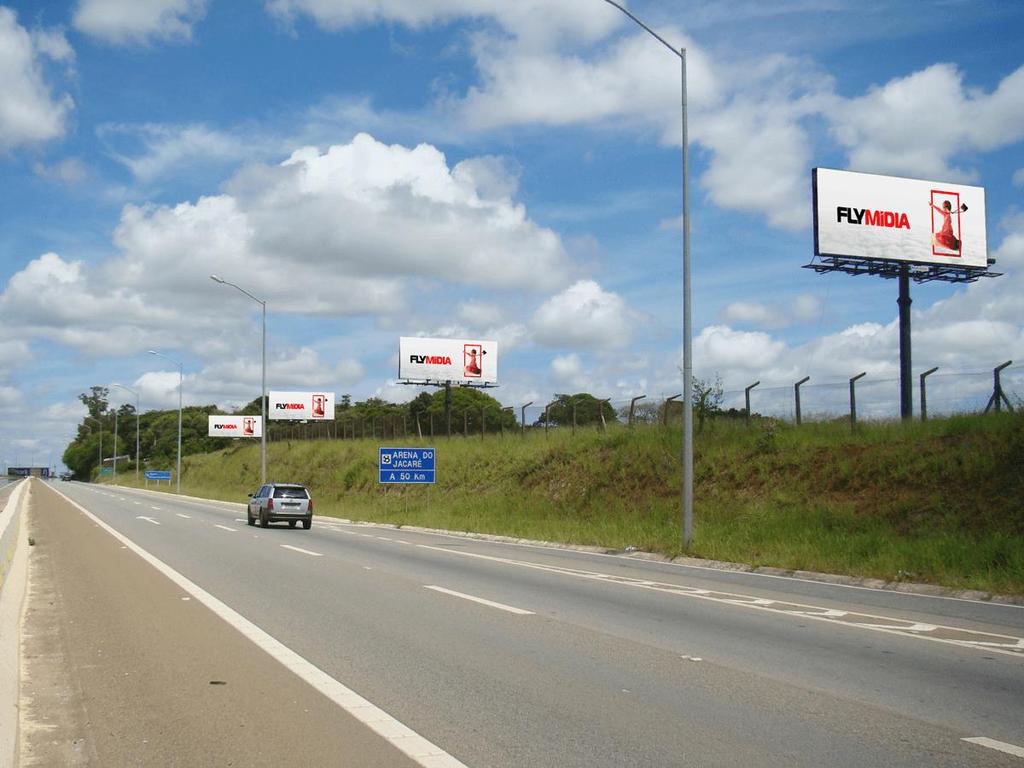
xmin=273 ymin=487 xmax=309 ymax=499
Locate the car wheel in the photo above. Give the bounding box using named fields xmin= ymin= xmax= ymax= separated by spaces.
xmin=288 ymin=520 xmax=297 ymax=528
xmin=247 ymin=509 xmax=255 ymax=526
xmin=260 ymin=510 xmax=270 ymax=528
xmin=302 ymin=517 xmax=312 ymax=530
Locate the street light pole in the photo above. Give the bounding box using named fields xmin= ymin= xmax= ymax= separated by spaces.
xmin=600 ymin=0 xmax=693 ymax=547
xmin=113 ymin=407 xmax=118 ymax=480
xmin=111 ymin=383 xmax=140 ymax=484
xmin=210 ymin=275 xmax=267 ymax=484
xmin=149 ymin=351 xmax=183 ymax=493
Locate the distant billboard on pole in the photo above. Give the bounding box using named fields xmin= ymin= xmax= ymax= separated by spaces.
xmin=208 ymin=415 xmax=263 ymax=437
xmin=269 ymin=391 xmax=335 ymax=421
xmin=399 ymin=337 xmax=498 ymax=384
xmin=813 ymin=168 xmax=987 ymax=268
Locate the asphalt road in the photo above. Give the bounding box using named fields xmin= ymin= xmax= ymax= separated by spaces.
xmin=32 ymin=480 xmax=1024 ymax=767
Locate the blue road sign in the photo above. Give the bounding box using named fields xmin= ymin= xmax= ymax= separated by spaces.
xmin=145 ymin=470 xmax=172 ymax=481
xmin=378 ymin=447 xmax=435 ymax=484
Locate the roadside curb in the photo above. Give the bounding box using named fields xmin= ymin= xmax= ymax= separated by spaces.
xmin=102 ymin=482 xmax=1024 ymax=606
xmin=0 ymin=479 xmax=29 ymax=768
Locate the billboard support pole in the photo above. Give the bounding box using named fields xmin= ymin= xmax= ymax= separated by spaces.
xmin=898 ymin=266 xmax=913 ymax=420
xmin=445 ymin=381 xmax=452 ymax=439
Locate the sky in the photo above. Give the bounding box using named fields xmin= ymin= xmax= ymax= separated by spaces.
xmin=1 ymin=0 xmax=1023 ymax=469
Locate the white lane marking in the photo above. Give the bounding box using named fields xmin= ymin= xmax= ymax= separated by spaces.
xmin=181 ymin=597 xmax=191 ymax=601
xmin=44 ymin=484 xmax=468 ymax=768
xmin=234 ymin=518 xmax=247 ymax=523
xmin=150 ymin=506 xmax=161 ymax=511
xmin=375 ymin=536 xmax=393 ymax=542
xmin=681 ymin=655 xmax=703 ymax=662
xmin=280 ymin=544 xmax=323 ymax=558
xmin=214 ymin=524 xmax=237 ymax=532
xmin=363 ymin=566 xmax=373 ymax=570
xmin=962 ymin=737 xmax=1024 ymax=758
xmin=415 ymin=543 xmax=1024 ymax=658
xmin=133 ymin=501 xmax=142 ymax=505
xmin=424 ymin=585 xmax=534 ymax=616
xmin=136 ymin=516 xmax=160 ymax=525
xmin=176 ymin=513 xmax=191 ymax=519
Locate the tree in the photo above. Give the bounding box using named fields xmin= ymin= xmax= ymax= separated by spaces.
xmin=540 ymin=394 xmax=618 ymax=427
xmin=79 ymin=386 xmax=109 ymax=420
xmin=692 ymin=375 xmax=724 ymax=433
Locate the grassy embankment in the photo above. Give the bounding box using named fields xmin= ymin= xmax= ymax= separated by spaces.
xmin=110 ymin=413 xmax=1024 ymax=594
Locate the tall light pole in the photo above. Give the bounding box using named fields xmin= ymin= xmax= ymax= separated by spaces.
xmin=149 ymin=350 xmax=183 ymax=493
xmin=210 ymin=275 xmax=267 ymax=484
xmin=600 ymin=0 xmax=693 ymax=547
xmin=85 ymin=416 xmax=102 ymax=481
xmin=113 ymin=406 xmax=118 ymax=479
xmin=111 ymin=383 xmax=140 ymax=484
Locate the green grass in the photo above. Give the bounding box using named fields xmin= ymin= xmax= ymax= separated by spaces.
xmin=110 ymin=413 xmax=1024 ymax=595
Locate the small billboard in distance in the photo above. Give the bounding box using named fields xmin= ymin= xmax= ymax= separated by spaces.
xmin=208 ymin=415 xmax=263 ymax=437
xmin=269 ymin=391 xmax=335 ymax=421
xmin=813 ymin=168 xmax=987 ymax=268
xmin=399 ymin=337 xmax=498 ymax=384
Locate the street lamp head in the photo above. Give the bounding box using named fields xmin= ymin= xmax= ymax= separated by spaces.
xmin=210 ymin=274 xmax=224 ymax=283
xmin=148 ymin=350 xmax=158 ymax=356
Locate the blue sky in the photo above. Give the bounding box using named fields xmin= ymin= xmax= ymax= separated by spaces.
xmin=1 ymin=0 xmax=1023 ymax=468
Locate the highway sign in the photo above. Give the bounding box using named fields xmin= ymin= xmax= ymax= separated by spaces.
xmin=145 ymin=470 xmax=172 ymax=481
xmin=378 ymin=447 xmax=435 ymax=484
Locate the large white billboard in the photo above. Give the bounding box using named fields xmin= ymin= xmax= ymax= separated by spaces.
xmin=399 ymin=337 xmax=498 ymax=384
xmin=814 ymin=168 xmax=987 ymax=268
xmin=269 ymin=391 xmax=335 ymax=421
xmin=208 ymin=415 xmax=263 ymax=437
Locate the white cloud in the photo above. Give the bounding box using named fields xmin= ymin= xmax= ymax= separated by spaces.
xmin=73 ymin=0 xmax=207 ymax=45
xmin=0 ymin=8 xmax=74 ymax=152
xmin=1013 ymin=168 xmax=1024 ymax=188
xmin=532 ymin=279 xmax=633 ymax=349
xmin=829 ymin=63 xmax=1024 ymax=181
xmin=0 ymin=134 xmax=570 ymax=358
xmin=33 ymin=157 xmax=88 ymax=184
xmin=550 ymin=352 xmax=585 ymax=387
xmin=721 ymin=293 xmax=822 ymax=329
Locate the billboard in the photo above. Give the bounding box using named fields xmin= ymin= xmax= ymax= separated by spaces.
xmin=208 ymin=415 xmax=263 ymax=437
xmin=269 ymin=391 xmax=335 ymax=421
xmin=399 ymin=337 xmax=498 ymax=384
xmin=813 ymin=168 xmax=987 ymax=268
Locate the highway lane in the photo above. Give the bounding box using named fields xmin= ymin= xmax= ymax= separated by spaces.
xmin=49 ymin=480 xmax=1024 ymax=767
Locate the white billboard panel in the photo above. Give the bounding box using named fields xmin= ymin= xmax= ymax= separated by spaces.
xmin=814 ymin=168 xmax=987 ymax=268
xmin=208 ymin=415 xmax=263 ymax=437
xmin=268 ymin=391 xmax=336 ymax=421
xmin=399 ymin=337 xmax=498 ymax=384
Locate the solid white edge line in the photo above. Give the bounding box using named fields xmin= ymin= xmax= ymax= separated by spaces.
xmin=214 ymin=524 xmax=236 ymax=532
xmin=424 ymin=586 xmax=534 ymax=616
xmin=962 ymin=737 xmax=1024 ymax=758
xmin=280 ymin=544 xmax=323 ymax=557
xmin=44 ymin=483 xmax=468 ymax=768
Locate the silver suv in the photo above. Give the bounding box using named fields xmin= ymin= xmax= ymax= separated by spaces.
xmin=247 ymin=483 xmax=313 ymax=529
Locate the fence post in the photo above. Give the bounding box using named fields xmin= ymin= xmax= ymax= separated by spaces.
xmin=629 ymin=395 xmax=646 ymax=427
xmin=663 ymin=394 xmax=682 ymax=426
xmin=849 ymin=372 xmax=866 ymax=428
xmin=794 ymin=376 xmax=810 ymax=426
xmin=501 ymin=406 xmax=513 ymax=437
xmin=919 ymin=367 xmax=938 ymax=421
xmin=744 ymin=381 xmax=760 ymax=426
xmin=544 ymin=403 xmax=551 ymax=438
xmin=983 ymin=360 xmax=1014 ymax=414
xmin=571 ymin=401 xmax=577 ymax=436
xmin=521 ymin=402 xmax=532 ymax=438
xmin=600 ymin=398 xmax=611 ymax=432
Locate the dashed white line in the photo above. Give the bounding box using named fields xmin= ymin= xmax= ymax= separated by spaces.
xmin=234 ymin=518 xmax=247 ymax=523
xmin=962 ymin=737 xmax=1024 ymax=758
xmin=424 ymin=585 xmax=534 ymax=615
xmin=176 ymin=513 xmax=191 ymax=519
xmin=280 ymin=544 xmax=324 ymax=557
xmin=136 ymin=516 xmax=160 ymax=525
xmin=150 ymin=506 xmax=161 ymax=511
xmin=214 ymin=524 xmax=237 ymax=532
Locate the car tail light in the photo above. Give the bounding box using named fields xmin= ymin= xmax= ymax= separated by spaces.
xmin=267 ymin=497 xmax=274 ymax=510
xmin=307 ymin=499 xmax=313 ymax=513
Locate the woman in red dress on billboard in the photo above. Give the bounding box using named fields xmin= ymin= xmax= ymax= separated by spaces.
xmin=929 ymin=199 xmax=968 ymax=252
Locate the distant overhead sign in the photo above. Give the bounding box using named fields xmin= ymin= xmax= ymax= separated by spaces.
xmin=399 ymin=337 xmax=498 ymax=384
xmin=814 ymin=168 xmax=988 ymax=268
xmin=269 ymin=391 xmax=335 ymax=421
xmin=208 ymin=415 xmax=263 ymax=437
xmin=378 ymin=447 xmax=435 ymax=484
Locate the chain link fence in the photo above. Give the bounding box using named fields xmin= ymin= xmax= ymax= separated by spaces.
xmin=265 ymin=364 xmax=1021 ymax=442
